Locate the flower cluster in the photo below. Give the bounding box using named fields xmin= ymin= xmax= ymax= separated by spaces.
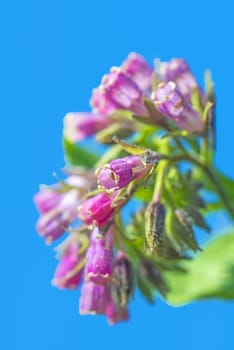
xmin=34 ymin=52 xmax=222 ymax=324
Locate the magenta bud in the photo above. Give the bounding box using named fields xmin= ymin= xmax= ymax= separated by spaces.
xmin=96 ymin=155 xmax=150 ymax=191
xmin=52 ymin=238 xmax=83 ymax=289
xmin=84 ymin=227 xmax=114 ymax=284
xmin=101 ymin=67 xmax=148 ymax=116
xmin=63 ymin=112 xmax=111 ymax=142
xmin=36 ymin=190 xmax=79 ymax=244
xmin=153 ymin=82 xmax=204 ymax=133
xmin=79 ymin=281 xmax=110 ymax=315
xmin=121 ymin=52 xmax=153 ymax=92
xmin=78 ymin=192 xmax=116 ymax=226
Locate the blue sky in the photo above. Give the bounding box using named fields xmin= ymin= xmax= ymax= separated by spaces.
xmin=1 ymin=1 xmax=234 ymax=349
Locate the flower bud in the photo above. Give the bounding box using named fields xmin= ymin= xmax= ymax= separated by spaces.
xmin=78 ymin=192 xmax=116 ymax=226
xmin=79 ymin=281 xmax=110 ymax=315
xmin=52 ymin=237 xmax=83 ymax=289
xmin=63 ymin=112 xmax=111 ymax=142
xmin=145 ymin=201 xmax=165 ymax=253
xmin=152 ymin=81 xmax=204 ymax=133
xmin=96 ymin=155 xmax=151 ymax=192
xmin=84 ymin=227 xmax=114 ymax=284
xmin=105 ymin=297 xmax=129 ymax=325
xmin=121 ymin=52 xmax=153 ymax=92
xmin=111 ymin=251 xmax=134 ymax=308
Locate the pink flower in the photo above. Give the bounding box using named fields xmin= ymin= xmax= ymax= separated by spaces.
xmin=63 ymin=112 xmax=111 ymax=142
xmin=34 ymin=176 xmax=92 ymax=243
xmin=121 ymin=52 xmax=153 ymax=92
xmin=78 ymin=192 xmax=116 ymax=226
xmin=52 ymin=236 xmax=83 ymax=289
xmin=90 ymin=87 xmax=120 ymax=116
xmin=79 ymin=281 xmax=110 ymax=315
xmin=84 ymin=227 xmax=114 ymax=284
xmin=36 ymin=190 xmax=79 ymax=244
xmin=152 ymin=81 xmax=204 ymax=133
xmin=156 ymin=58 xmax=202 ymax=101
xmin=101 ymin=67 xmax=147 ymax=116
xmin=96 ymin=155 xmax=151 ymax=191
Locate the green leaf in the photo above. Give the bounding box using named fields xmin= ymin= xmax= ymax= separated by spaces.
xmin=63 ymin=138 xmax=98 ymax=168
xmin=164 ymin=231 xmax=234 ymax=305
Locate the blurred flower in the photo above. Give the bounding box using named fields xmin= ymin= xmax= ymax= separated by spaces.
xmin=152 ymin=81 xmax=204 ymax=132
xmin=52 ymin=235 xmax=84 ymax=289
xmin=156 ymin=58 xmax=202 ymax=100
xmin=34 ymin=176 xmax=92 ymax=243
xmin=63 ymin=112 xmax=111 ymax=142
xmin=121 ymin=52 xmax=153 ymax=92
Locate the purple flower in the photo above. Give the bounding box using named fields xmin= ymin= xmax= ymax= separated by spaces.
xmin=101 ymin=67 xmax=147 ymax=116
xmin=36 ymin=190 xmax=79 ymax=244
xmin=96 ymin=155 xmax=151 ymax=191
xmin=121 ymin=52 xmax=153 ymax=92
xmin=79 ymin=281 xmax=110 ymax=315
xmin=63 ymin=112 xmax=111 ymax=142
xmin=84 ymin=227 xmax=114 ymax=284
xmin=34 ymin=176 xmax=92 ymax=243
xmin=34 ymin=187 xmax=62 ymax=214
xmin=105 ymin=297 xmax=129 ymax=325
xmin=52 ymin=236 xmax=83 ymax=289
xmin=156 ymin=58 xmax=202 ymax=100
xmin=90 ymin=87 xmax=120 ymax=116
xmin=152 ymin=81 xmax=204 ymax=133
xmin=77 ymin=192 xmax=116 ymax=226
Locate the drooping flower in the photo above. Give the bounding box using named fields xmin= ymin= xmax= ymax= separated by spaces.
xmin=96 ymin=155 xmax=152 ymax=192
xmin=34 ymin=176 xmax=92 ymax=243
xmin=84 ymin=226 xmax=114 ymax=284
xmin=77 ymin=192 xmax=116 ymax=226
xmin=121 ymin=52 xmax=153 ymax=92
xmin=52 ymin=235 xmax=84 ymax=289
xmin=63 ymin=112 xmax=111 ymax=142
xmin=36 ymin=190 xmax=79 ymax=244
xmin=79 ymin=280 xmax=110 ymax=315
xmin=152 ymin=81 xmax=204 ymax=133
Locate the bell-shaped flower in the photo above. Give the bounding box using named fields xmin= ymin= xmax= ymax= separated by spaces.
xmin=52 ymin=236 xmax=84 ymax=289
xmin=152 ymin=81 xmax=204 ymax=133
xmin=96 ymin=155 xmax=152 ymax=192
xmin=84 ymin=226 xmax=114 ymax=284
xmin=79 ymin=281 xmax=110 ymax=315
xmin=121 ymin=52 xmax=153 ymax=92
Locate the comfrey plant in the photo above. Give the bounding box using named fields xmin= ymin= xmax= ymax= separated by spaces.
xmin=34 ymin=53 xmax=234 ymax=325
